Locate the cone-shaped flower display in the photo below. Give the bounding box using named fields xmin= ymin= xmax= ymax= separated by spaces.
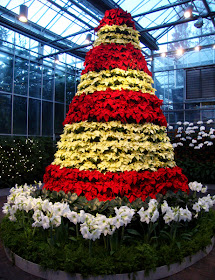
xmin=43 ymin=8 xmax=189 ymax=202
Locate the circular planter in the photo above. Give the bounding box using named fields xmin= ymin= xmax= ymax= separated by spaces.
xmin=4 ymin=237 xmax=214 ymax=280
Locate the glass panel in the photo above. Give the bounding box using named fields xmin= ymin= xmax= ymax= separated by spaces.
xmin=66 ymin=73 xmax=76 ymax=104
xmin=28 ymin=98 xmax=41 ymax=135
xmin=0 ymin=52 xmax=13 ymax=92
xmin=55 ymin=69 xmax=65 ymax=102
xmin=0 ymin=26 xmax=14 ymax=49
xmin=185 ymin=110 xmax=200 ymax=123
xmin=168 ymin=111 xmax=184 ymax=124
xmin=29 ymin=63 xmax=42 ymax=98
xmin=14 ymin=57 xmax=28 ymax=96
xmin=13 ymin=95 xmax=27 ymax=134
xmin=55 ymin=103 xmax=64 ymax=135
xmin=42 ymin=101 xmax=53 ymax=136
xmin=43 ymin=66 xmax=54 ymax=100
xmin=202 ymin=110 xmax=215 ymax=123
xmin=0 ymin=93 xmax=11 ymax=134
xmin=185 ymin=103 xmax=200 ymax=109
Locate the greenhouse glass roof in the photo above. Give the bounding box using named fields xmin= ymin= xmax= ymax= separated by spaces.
xmin=0 ymin=0 xmax=214 ymax=61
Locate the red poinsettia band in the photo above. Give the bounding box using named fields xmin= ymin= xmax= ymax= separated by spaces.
xmin=82 ymin=43 xmax=151 ymax=76
xmin=43 ymin=165 xmax=189 ymax=202
xmin=63 ymin=89 xmax=167 ymax=127
xmin=95 ymin=9 xmax=136 ymax=32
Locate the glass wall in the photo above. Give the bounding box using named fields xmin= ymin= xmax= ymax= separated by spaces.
xmin=153 ymin=46 xmax=215 ymax=127
xmin=0 ymin=26 xmax=82 ymax=138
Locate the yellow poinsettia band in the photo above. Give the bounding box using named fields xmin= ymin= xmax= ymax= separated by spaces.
xmin=52 ymin=121 xmax=175 ymax=172
xmin=94 ymin=24 xmax=141 ymax=49
xmin=76 ymin=68 xmax=155 ymax=96
xmin=97 ymin=24 xmax=140 ymax=39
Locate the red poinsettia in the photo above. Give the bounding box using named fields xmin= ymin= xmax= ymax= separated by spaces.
xmin=43 ymin=165 xmax=189 ymax=203
xmin=63 ymin=89 xmax=167 ymax=127
xmin=82 ymin=43 xmax=152 ymax=76
xmin=95 ymin=8 xmax=136 ymax=32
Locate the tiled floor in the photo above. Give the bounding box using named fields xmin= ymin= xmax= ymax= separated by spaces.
xmin=1 ymin=194 xmax=215 ymax=280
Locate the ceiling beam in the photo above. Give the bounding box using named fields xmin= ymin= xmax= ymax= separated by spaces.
xmin=132 ymin=0 xmax=191 ymax=18
xmin=0 ymin=15 xmax=86 ymax=60
xmin=201 ymin=0 xmax=215 ymax=28
xmin=158 ymin=32 xmax=215 ymax=45
xmin=46 ymin=0 xmax=94 ymax=29
xmin=139 ymin=12 xmax=215 ymax=33
xmin=67 ymin=0 xmax=100 ymax=22
xmin=79 ymin=0 xmax=159 ymax=50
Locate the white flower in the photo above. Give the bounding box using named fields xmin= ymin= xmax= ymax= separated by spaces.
xmin=193 ymin=203 xmax=201 ymax=212
xmin=163 ymin=209 xmax=174 ymax=224
xmin=137 ymin=208 xmax=150 ymax=224
xmin=200 ymin=126 xmax=205 ymax=131
xmin=197 ymin=121 xmax=203 ymax=125
xmin=41 ymin=215 xmax=50 ymax=229
xmin=210 ymin=135 xmax=215 ymax=139
xmin=180 ymin=207 xmax=192 ymax=222
xmin=192 ymin=139 xmax=197 ymax=143
xmin=177 ymin=142 xmax=183 ymax=146
xmin=151 ymin=209 xmax=159 ymax=223
xmin=183 ymin=121 xmax=189 ymax=125
xmin=189 ymin=123 xmax=194 ymax=126
xmin=175 ymin=134 xmax=181 ymax=138
xmin=194 ymin=146 xmax=200 ymax=149
xmin=2 ymin=203 xmax=10 ymax=215
xmin=66 ymin=211 xmax=80 ymax=225
xmin=168 ymin=126 xmax=173 ymax=130
xmin=50 ymin=215 xmax=61 ymax=227
xmin=207 ymin=119 xmax=213 ymax=124
xmin=111 ymin=215 xmax=124 ymax=228
xmin=189 ymin=143 xmax=194 ymax=147
xmin=172 ymin=143 xmax=177 ymax=148
xmin=189 ymin=181 xmax=203 ymax=192
xmin=197 ymin=136 xmax=202 ymax=140
xmin=176 ymin=121 xmax=182 ymax=125
xmin=161 ymin=200 xmax=169 ymax=214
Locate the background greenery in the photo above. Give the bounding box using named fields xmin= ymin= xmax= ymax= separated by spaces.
xmin=0 ymin=132 xmax=214 ymax=189
xmin=0 ymin=137 xmax=56 ymax=188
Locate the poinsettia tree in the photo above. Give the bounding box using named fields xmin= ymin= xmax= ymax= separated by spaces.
xmin=43 ymin=8 xmax=189 ymax=202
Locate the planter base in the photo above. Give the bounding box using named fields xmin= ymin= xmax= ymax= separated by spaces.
xmin=4 ymin=238 xmax=214 ymax=280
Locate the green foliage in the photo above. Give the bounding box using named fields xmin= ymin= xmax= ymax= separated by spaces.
xmin=1 ymin=208 xmax=215 ymax=277
xmin=0 ymin=137 xmax=56 ymax=188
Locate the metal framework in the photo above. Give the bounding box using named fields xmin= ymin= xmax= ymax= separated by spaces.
xmin=0 ymin=0 xmax=214 ymax=61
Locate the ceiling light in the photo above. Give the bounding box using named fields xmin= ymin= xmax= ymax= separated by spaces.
xmin=184 ymin=5 xmax=193 ymax=18
xmin=86 ymin=33 xmax=92 ymax=43
xmin=176 ymin=48 xmax=183 ymax=56
xmin=54 ymin=55 xmax=59 ymax=63
xmin=161 ymin=52 xmax=166 ymax=57
xmin=194 ymin=17 xmax=203 ymax=28
xmin=213 ymin=45 xmax=215 ymax=49
xmin=149 ymin=57 xmax=153 ymax=61
xmin=194 ymin=46 xmax=200 ymax=51
xmin=19 ymin=4 xmax=28 ymax=23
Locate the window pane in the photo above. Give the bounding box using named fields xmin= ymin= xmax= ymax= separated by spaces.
xmin=14 ymin=57 xmax=28 ymax=96
xmin=13 ymin=96 xmax=27 ymax=134
xmin=185 ymin=110 xmax=200 ymax=123
xmin=0 ymin=52 xmax=13 ymax=92
xmin=168 ymin=111 xmax=184 ymax=124
xmin=0 ymin=93 xmax=11 ymax=133
xmin=29 ymin=63 xmax=42 ymax=98
xmin=43 ymin=66 xmax=54 ymax=100
xmin=55 ymin=103 xmax=64 ymax=135
xmin=42 ymin=101 xmax=53 ymax=136
xmin=55 ymin=70 xmax=65 ymax=102
xmin=66 ymin=74 xmax=76 ymax=104
xmin=28 ymin=98 xmax=41 ymax=135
